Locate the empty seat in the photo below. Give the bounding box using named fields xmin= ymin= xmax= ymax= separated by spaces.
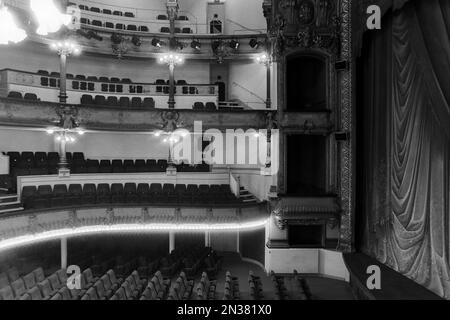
xmin=205 ymin=102 xmax=217 ymax=111
xmin=28 ymin=286 xmax=43 ymax=300
xmin=160 ymin=27 xmax=170 ymax=33
xmin=103 ymin=9 xmax=112 ymax=15
xmin=111 ymin=183 xmax=125 ymax=203
xmin=67 ymin=184 xmax=82 ymax=205
xmin=137 ymin=184 xmax=150 ymax=203
xmin=157 ymin=15 xmax=167 ymax=20
xmin=174 ymin=27 xmax=181 ymax=33
xmin=178 ymin=15 xmax=189 ymax=21
xmin=33 ymin=268 xmax=45 ymax=283
xmin=193 ymin=102 xmax=205 ymax=110
xmin=51 ymin=184 xmax=68 ymax=207
xmin=35 ymin=185 xmax=53 ymax=208
xmin=81 ymin=94 xmax=94 ymax=105
xmin=119 ymin=97 xmax=130 ymax=108
xmin=87 ymin=76 xmax=98 ymax=82
xmin=121 ymin=78 xmax=132 ymax=83
xmin=11 ymin=278 xmax=27 ymax=298
xmin=94 ymin=95 xmax=107 ymax=106
xmin=124 ymin=12 xmax=135 ymax=17
xmin=86 ymin=160 xmax=100 ymax=173
xmin=127 ymin=24 xmax=137 ymax=31
xmin=113 ymin=10 xmax=123 ymax=16
xmin=90 ymin=7 xmax=100 ymax=13
xmin=99 ymin=76 xmax=109 ymax=82
xmin=116 ymin=23 xmax=125 ymax=30
xmin=38 ymin=279 xmax=56 ymax=299
xmin=105 ymin=22 xmax=114 ymax=29
xmin=7 ymin=91 xmax=22 ymax=99
xmin=112 ymin=160 xmax=124 ymax=173
xmin=80 ymin=17 xmax=90 ymax=24
xmin=99 ymin=160 xmax=112 ymax=173
xmin=82 ymin=184 xmax=97 ymax=204
xmin=139 ymin=26 xmax=149 ymax=32
xmin=124 ymin=183 xmax=138 ymax=203
xmin=92 ymin=20 xmax=102 ymax=27
xmin=143 ymin=98 xmax=155 ymax=109
xmin=134 ymin=159 xmax=147 ymax=172
xmin=131 ymin=97 xmax=142 ymax=108
xmin=96 ymin=184 xmax=111 ymax=204
xmin=22 ymin=186 xmax=37 ymax=209
xmin=0 ymin=286 xmax=15 ymax=300
xmin=48 ymin=274 xmax=62 ymax=291
xmin=111 ymin=77 xmax=120 ymax=83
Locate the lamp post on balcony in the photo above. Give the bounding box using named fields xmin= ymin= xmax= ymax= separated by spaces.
xmin=51 ymin=40 xmax=81 ymax=104
xmin=50 ymin=40 xmax=81 ymax=171
xmin=256 ymin=53 xmax=272 ymax=109
xmin=159 ymin=54 xmax=184 ymax=109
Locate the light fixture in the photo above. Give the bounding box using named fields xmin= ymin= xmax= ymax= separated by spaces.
xmin=249 ymin=38 xmax=260 ymax=49
xmin=50 ymin=40 xmax=81 ymax=56
xmin=0 ymin=218 xmax=269 ymax=252
xmin=159 ymin=53 xmax=184 ymax=66
xmin=255 ymin=53 xmax=270 ymax=65
xmin=229 ymin=39 xmax=240 ymax=50
xmin=152 ymin=38 xmax=163 ymax=48
xmin=30 ymin=0 xmax=72 ymax=36
xmin=190 ymin=39 xmax=201 ymax=50
xmin=0 ymin=6 xmax=27 ymax=45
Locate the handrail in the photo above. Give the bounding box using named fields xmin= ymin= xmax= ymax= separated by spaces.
xmin=229 ymin=171 xmax=241 ymax=198
xmin=226 ymin=19 xmax=265 ymax=34
xmin=232 ymin=82 xmax=266 ymax=103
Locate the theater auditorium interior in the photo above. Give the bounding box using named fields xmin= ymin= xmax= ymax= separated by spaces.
xmin=0 ymin=0 xmax=448 ymax=302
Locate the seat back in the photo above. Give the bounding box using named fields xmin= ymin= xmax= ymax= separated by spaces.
xmin=11 ymin=278 xmax=26 ymax=297
xmin=33 ymin=267 xmax=45 ymax=282
xmin=23 ymin=273 xmax=36 ymax=290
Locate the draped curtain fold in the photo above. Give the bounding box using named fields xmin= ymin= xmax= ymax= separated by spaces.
xmin=359 ymin=0 xmax=450 ymax=298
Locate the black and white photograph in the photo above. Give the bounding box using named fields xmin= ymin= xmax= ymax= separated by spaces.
xmin=0 ymin=0 xmax=448 ymax=311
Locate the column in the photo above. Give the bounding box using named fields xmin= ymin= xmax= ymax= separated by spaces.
xmin=266 ymin=62 xmax=271 ymax=109
xmin=59 ymin=53 xmax=68 ymax=104
xmin=61 ymin=237 xmax=67 ymax=269
xmin=168 ymin=63 xmax=176 ymax=109
xmin=58 ymin=131 xmax=68 ymax=170
xmin=169 ymin=231 xmax=175 ymax=253
xmin=205 ymin=231 xmax=211 ymax=247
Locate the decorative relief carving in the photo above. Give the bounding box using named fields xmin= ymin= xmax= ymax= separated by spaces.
xmin=55 ymin=105 xmax=80 ymax=129
xmin=265 ymin=0 xmax=340 ymax=57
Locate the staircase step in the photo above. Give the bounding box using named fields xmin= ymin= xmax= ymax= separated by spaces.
xmin=0 ymin=201 xmax=22 ymax=210
xmin=0 ymin=205 xmax=24 ymax=214
xmin=0 ymin=195 xmax=18 ymax=204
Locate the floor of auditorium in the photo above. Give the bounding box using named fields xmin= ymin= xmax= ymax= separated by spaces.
xmin=212 ymin=252 xmax=355 ymax=300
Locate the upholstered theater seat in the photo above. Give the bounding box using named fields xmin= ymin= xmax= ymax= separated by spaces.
xmin=111 ymin=183 xmax=125 ymax=203
xmin=99 ymin=160 xmax=112 ymax=173
xmin=86 ymin=160 xmax=100 ymax=173
xmin=143 ymin=97 xmax=155 ymax=109
xmin=96 ymin=184 xmax=111 ymax=204
xmin=82 ymin=184 xmax=97 ymax=205
xmin=193 ymin=102 xmax=205 ymax=110
xmin=119 ymin=97 xmax=130 ymax=108
xmin=34 ymin=185 xmax=53 ymax=208
xmin=67 ymin=184 xmax=83 ymax=205
xmin=22 ymin=186 xmax=37 ymax=209
xmin=112 ymin=160 xmax=124 ymax=173
xmin=123 ymin=160 xmax=135 ymax=172
xmin=51 ymin=184 xmax=68 ymax=207
xmin=81 ymin=94 xmax=94 ymax=105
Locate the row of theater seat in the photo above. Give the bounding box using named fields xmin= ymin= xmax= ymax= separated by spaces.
xmin=7 ymin=151 xmax=210 ymax=176
xmin=37 ymin=70 xmax=189 ymax=86
xmin=77 ymin=4 xmax=190 ymax=21
xmin=81 ymin=95 xmax=155 ymax=108
xmin=81 ymin=18 xmax=193 ymax=34
xmin=21 ymin=183 xmax=240 ymax=209
xmin=249 ymin=270 xmax=264 ymax=300
xmin=7 ymin=91 xmax=39 ymax=101
xmin=224 ymin=271 xmax=240 ymax=300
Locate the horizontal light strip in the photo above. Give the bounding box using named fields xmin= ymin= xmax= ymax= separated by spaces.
xmin=0 ymin=219 xmax=269 ymax=252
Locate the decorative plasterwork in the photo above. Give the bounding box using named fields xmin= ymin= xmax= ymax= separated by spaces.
xmin=0 ymin=98 xmax=268 ymax=131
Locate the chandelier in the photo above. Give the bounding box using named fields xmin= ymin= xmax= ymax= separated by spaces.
xmin=0 ymin=6 xmax=27 ymax=45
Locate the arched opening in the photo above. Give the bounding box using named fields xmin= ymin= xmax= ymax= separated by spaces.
xmin=286 ymin=55 xmax=327 ymax=111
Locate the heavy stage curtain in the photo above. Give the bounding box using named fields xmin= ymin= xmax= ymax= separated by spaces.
xmin=358 ymin=0 xmax=450 ymax=298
